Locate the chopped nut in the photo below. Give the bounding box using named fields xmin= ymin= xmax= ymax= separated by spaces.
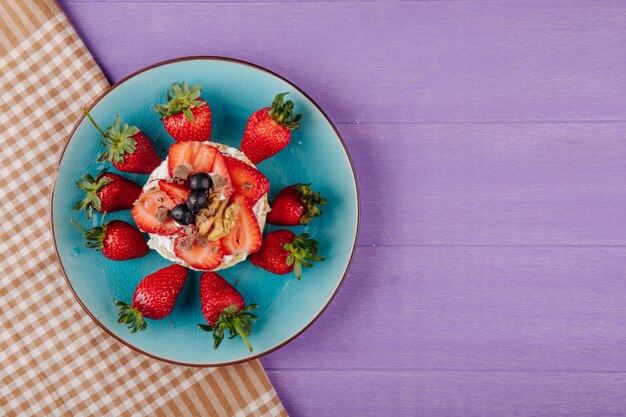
xmin=206 ymin=201 xmax=239 ymax=241
xmin=155 ymin=207 xmax=171 ymax=223
xmin=172 ymin=163 xmax=193 ymax=180
xmin=175 ymin=226 xmax=199 ymax=251
xmin=196 ymin=237 xmax=208 ymax=247
xmin=242 ymin=182 xmax=253 ymax=191
xmin=195 ymin=194 xmax=222 ymax=235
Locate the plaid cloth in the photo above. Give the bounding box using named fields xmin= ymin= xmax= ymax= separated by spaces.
xmin=0 ymin=1 xmax=287 ymax=416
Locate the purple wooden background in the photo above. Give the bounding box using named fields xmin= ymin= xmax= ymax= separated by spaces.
xmin=57 ymin=1 xmax=626 ymax=416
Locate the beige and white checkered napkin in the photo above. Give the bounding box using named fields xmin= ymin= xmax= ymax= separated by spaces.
xmin=0 ymin=1 xmax=287 ymax=415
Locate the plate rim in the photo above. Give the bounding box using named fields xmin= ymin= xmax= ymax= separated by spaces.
xmin=50 ymin=55 xmax=360 ymax=367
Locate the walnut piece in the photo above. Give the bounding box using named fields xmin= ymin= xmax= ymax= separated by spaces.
xmin=195 ymin=193 xmax=222 ymax=236
xmin=194 ymin=198 xmax=241 ymax=241
xmin=206 ymin=201 xmax=239 ymax=241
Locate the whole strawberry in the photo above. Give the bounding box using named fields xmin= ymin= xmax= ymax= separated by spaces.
xmin=267 ymin=183 xmax=326 ymax=225
xmin=115 ymin=264 xmax=188 ymax=333
xmin=197 ymin=272 xmax=259 ymax=352
xmin=74 ymin=168 xmax=142 ymax=218
xmin=155 ymin=81 xmax=212 ymax=142
xmin=240 ymin=92 xmax=302 ymax=164
xmin=249 ymin=230 xmax=324 ymax=279
xmin=72 ymin=218 xmax=149 ymax=261
xmin=84 ymin=110 xmax=161 ymax=174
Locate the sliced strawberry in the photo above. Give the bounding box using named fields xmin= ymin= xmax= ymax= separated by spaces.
xmin=167 ymin=142 xmax=217 ymax=177
xmin=174 ymin=236 xmax=224 ymax=270
xmin=221 ymin=195 xmax=262 ymax=256
xmin=158 ymin=180 xmax=190 ymax=205
xmin=223 ymin=155 xmax=269 ymax=205
xmin=131 ymin=190 xmax=180 ymax=235
xmin=210 ymin=151 xmax=234 ymax=197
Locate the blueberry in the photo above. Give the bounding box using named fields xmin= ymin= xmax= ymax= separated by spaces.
xmin=186 ymin=190 xmax=208 ymax=212
xmin=189 ymin=172 xmax=212 ymax=191
xmin=171 ymin=204 xmax=195 ymax=225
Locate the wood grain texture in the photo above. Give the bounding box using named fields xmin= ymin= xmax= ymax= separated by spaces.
xmin=263 ymin=247 xmax=626 ymax=372
xmin=347 ymin=122 xmax=626 ymax=246
xmin=266 ymin=370 xmax=626 ymax=417
xmin=58 ymin=0 xmax=626 ymax=123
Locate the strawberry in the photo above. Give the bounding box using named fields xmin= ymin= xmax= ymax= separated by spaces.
xmin=115 ymin=264 xmax=188 ymax=333
xmin=221 ymin=195 xmax=262 ymax=256
xmin=131 ymin=189 xmax=180 ymax=235
xmin=267 ymin=183 xmax=326 ymax=226
xmin=167 ymin=141 xmax=217 ymax=178
xmin=197 ymin=271 xmax=259 ymax=352
xmin=155 ymin=82 xmax=212 ymax=142
xmin=158 ymin=180 xmax=190 ymax=205
xmin=74 ymin=168 xmax=142 ymax=219
xmin=210 ymin=151 xmax=234 ymax=197
xmin=72 ymin=218 xmax=148 ymax=261
xmin=240 ymin=92 xmax=302 ymax=164
xmin=223 ymin=155 xmax=269 ymax=205
xmin=174 ymin=230 xmax=224 ymax=270
xmin=84 ymin=110 xmax=161 ymax=174
xmin=249 ymin=231 xmax=324 ymax=279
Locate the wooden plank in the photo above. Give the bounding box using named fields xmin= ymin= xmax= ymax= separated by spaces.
xmin=341 ymin=122 xmax=626 ymax=246
xmin=266 ymin=370 xmax=626 ymax=417
xmin=57 ymin=0 xmax=626 ymax=123
xmin=263 ymin=246 xmax=626 ymax=371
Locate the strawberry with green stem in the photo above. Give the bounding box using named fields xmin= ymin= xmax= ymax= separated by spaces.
xmin=197 ymin=271 xmax=259 ymax=352
xmin=249 ymin=230 xmax=324 ymax=279
xmin=155 ymin=81 xmax=212 ymax=142
xmin=74 ymin=168 xmax=142 ymax=219
xmin=267 ymin=183 xmax=326 ymax=225
xmin=72 ymin=216 xmax=149 ymax=261
xmin=84 ymin=109 xmax=161 ymax=174
xmin=240 ymin=92 xmax=302 ymax=164
xmin=115 ymin=264 xmax=188 ymax=333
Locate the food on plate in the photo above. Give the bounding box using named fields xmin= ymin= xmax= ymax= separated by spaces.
xmin=72 ymin=218 xmax=148 ymax=261
xmin=240 ymin=92 xmax=302 ymax=164
xmin=197 ymin=271 xmax=259 ymax=352
xmin=132 ymin=141 xmax=268 ymax=271
xmin=115 ymin=264 xmax=188 ymax=333
xmin=267 ymin=183 xmax=326 ymax=226
xmin=74 ymin=168 xmax=142 ymax=218
xmin=84 ymin=110 xmax=161 ymax=174
xmin=73 ymin=79 xmax=331 ymax=347
xmin=155 ymin=81 xmax=212 ymax=142
xmin=249 ymin=230 xmax=324 ymax=279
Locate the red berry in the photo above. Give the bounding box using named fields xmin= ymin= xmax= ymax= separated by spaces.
xmin=84 ymin=110 xmax=161 ymax=174
xmin=240 ymin=93 xmax=302 ymax=164
xmin=267 ymin=183 xmax=327 ymax=226
xmin=174 ymin=233 xmax=224 ymax=271
xmin=115 ymin=264 xmax=188 ymax=333
xmin=221 ymin=195 xmax=262 ymax=256
xmin=223 ymin=155 xmax=269 ymax=205
xmin=155 ymin=82 xmax=212 ymax=142
xmin=74 ymin=169 xmax=142 ymax=219
xmin=72 ymin=219 xmax=148 ymax=261
xmin=167 ymin=141 xmax=217 ymax=178
xmin=131 ymin=189 xmax=180 ymax=236
xmin=198 ymin=271 xmax=259 ymax=351
xmin=249 ymin=230 xmax=325 ymax=279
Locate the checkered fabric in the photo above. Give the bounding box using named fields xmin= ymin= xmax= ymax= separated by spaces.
xmin=0 ymin=1 xmax=287 ymax=416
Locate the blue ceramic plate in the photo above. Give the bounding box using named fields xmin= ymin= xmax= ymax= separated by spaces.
xmin=51 ymin=57 xmax=359 ymax=366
